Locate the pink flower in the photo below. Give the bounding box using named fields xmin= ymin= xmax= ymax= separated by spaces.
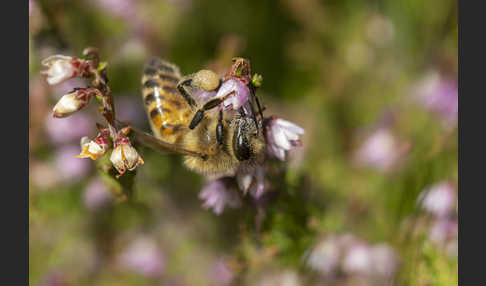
xmin=194 ymin=89 xmax=218 ymax=102
xmin=53 ymin=145 xmax=91 ymax=182
xmin=209 ymin=258 xmax=234 ymax=286
xmin=236 ymin=165 xmax=267 ymax=199
xmin=428 ymin=217 xmax=458 ymax=246
xmin=83 ymin=178 xmax=112 ymax=211
xmin=416 ymin=71 xmax=458 ymax=128
xmin=216 ymin=78 xmax=250 ymax=111
xmin=266 ymin=117 xmax=305 ymax=161
xmin=418 ymin=181 xmax=456 ymax=218
xmin=341 ymin=242 xmax=373 ymax=276
xmin=44 ymin=113 xmax=94 ymax=145
xmin=369 ymin=244 xmax=398 ymax=279
xmin=95 ymin=0 xmax=135 ymax=20
xmin=199 ymin=179 xmax=241 ymax=215
xmin=119 ymin=237 xmax=164 ymax=277
xmin=41 ymin=55 xmax=80 ymax=85
xmin=354 ymin=128 xmax=409 ymax=172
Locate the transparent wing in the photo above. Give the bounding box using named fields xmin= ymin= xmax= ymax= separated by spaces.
xmin=128 ymin=125 xmax=208 ymax=159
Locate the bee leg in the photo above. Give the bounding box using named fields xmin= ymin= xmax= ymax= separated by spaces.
xmin=176 ymin=76 xmax=197 ymax=107
xmin=188 ymin=91 xmax=234 ymax=129
xmin=250 ymin=85 xmax=265 ymax=123
xmin=189 ymin=97 xmax=223 ymax=129
xmin=246 ymin=95 xmax=259 ymax=135
xmin=239 ymin=107 xmax=246 ymax=117
xmin=217 ymin=110 xmax=224 ymax=144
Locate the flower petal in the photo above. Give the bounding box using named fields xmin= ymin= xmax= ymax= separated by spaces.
xmin=275 ymin=118 xmax=305 ymax=134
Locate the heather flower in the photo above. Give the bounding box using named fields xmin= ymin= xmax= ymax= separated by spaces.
xmin=209 ymin=258 xmax=234 ymax=286
xmin=216 ymin=78 xmax=250 ymax=111
xmin=54 ymin=145 xmax=91 ymax=182
xmin=305 ymin=236 xmax=341 ymax=277
xmin=236 ymin=165 xmax=267 ymax=199
xmin=44 ymin=113 xmax=94 ymax=145
xmin=41 ymin=55 xmax=80 ymax=85
xmin=266 ymin=117 xmax=305 ymax=161
xmin=77 ymin=129 xmax=111 ymax=160
xmin=83 ymin=178 xmax=112 ymax=211
xmin=305 ymin=234 xmax=399 ymax=282
xmin=199 ymin=179 xmax=241 ymax=215
xmin=257 ymin=270 xmax=302 ymax=286
xmin=369 ymin=244 xmax=399 ymax=279
xmin=416 ymin=71 xmax=458 ymax=127
xmin=428 ymin=217 xmax=458 ymax=246
xmin=119 ymin=237 xmax=164 ymax=277
xmin=418 ymin=181 xmax=456 ymax=218
xmin=193 ymin=89 xmax=218 ymax=102
xmin=95 ymin=0 xmax=135 ymax=20
xmin=341 ymin=242 xmax=373 ymax=276
xmin=52 ymin=88 xmax=93 ymax=118
xmin=354 ymin=127 xmax=409 ymax=172
xmin=110 ymin=134 xmax=144 ymax=177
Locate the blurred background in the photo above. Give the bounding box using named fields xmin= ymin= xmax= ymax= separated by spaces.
xmin=29 ymin=0 xmax=457 ymax=285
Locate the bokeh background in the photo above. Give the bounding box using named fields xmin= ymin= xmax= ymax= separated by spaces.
xmin=29 ymin=0 xmax=457 ymax=285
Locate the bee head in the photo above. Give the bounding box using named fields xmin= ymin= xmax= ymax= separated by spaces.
xmin=232 ymin=117 xmax=264 ymax=161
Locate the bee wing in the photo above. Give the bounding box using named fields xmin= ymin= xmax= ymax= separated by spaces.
xmin=128 ymin=126 xmax=208 ymax=159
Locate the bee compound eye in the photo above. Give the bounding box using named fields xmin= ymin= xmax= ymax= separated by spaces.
xmin=233 ymin=132 xmax=251 ymax=161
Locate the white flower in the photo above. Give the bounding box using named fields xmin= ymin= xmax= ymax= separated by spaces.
xmin=305 ymin=237 xmax=341 ymax=277
xmin=76 ymin=132 xmax=110 ymax=160
xmin=266 ymin=117 xmax=305 ymax=161
xmin=41 ymin=55 xmax=78 ymax=85
xmin=418 ymin=181 xmax=456 ymax=217
xmin=110 ymin=137 xmax=144 ymax=177
xmin=52 ymin=89 xmax=92 ymax=118
xmin=341 ymin=242 xmax=373 ymax=276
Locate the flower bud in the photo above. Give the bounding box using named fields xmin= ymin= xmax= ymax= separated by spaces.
xmin=76 ymin=129 xmax=110 ymax=160
xmin=110 ymin=135 xmax=144 ymax=177
xmin=52 ymin=88 xmax=93 ymax=118
xmin=40 ymin=55 xmax=80 ymax=85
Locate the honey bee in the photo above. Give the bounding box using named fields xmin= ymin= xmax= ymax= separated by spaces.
xmin=131 ymin=57 xmax=266 ymax=179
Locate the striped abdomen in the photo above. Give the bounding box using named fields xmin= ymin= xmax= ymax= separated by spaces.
xmin=141 ymin=58 xmax=192 ymax=144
